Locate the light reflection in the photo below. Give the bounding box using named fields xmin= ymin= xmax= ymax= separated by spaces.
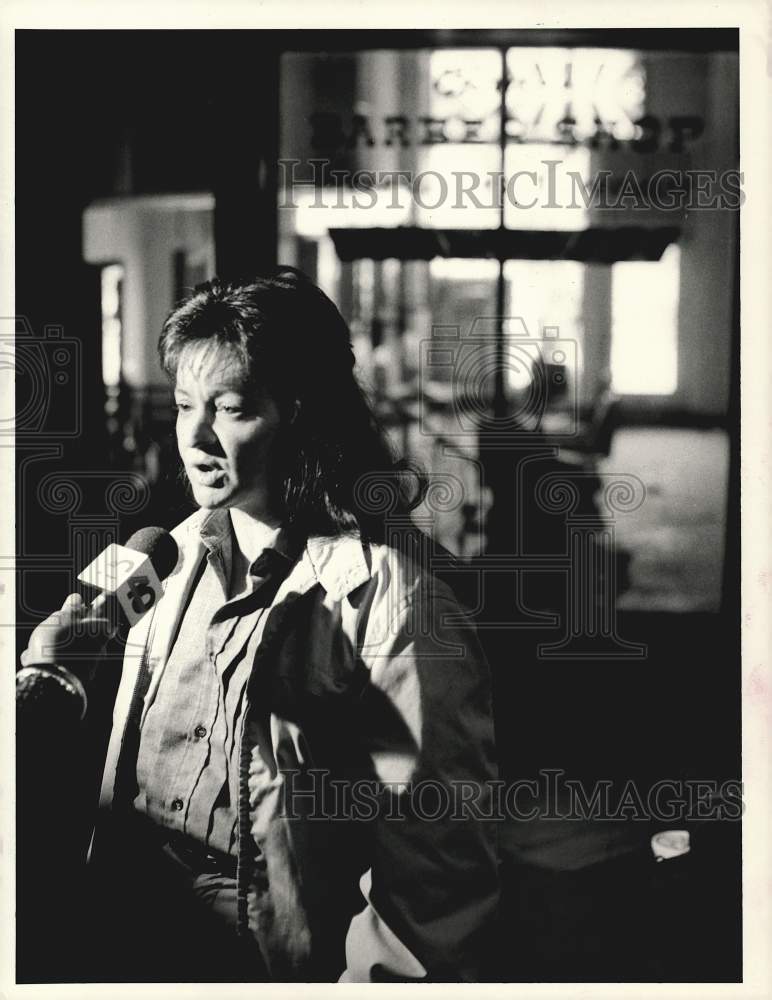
xmin=101 ymin=263 xmax=124 ymax=389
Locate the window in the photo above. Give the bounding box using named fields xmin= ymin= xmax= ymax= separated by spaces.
xmin=611 ymin=243 xmax=680 ymax=395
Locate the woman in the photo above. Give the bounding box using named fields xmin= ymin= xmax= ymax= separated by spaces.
xmin=23 ymin=268 xmax=500 ymax=982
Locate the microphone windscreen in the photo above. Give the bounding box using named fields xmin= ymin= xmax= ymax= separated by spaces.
xmin=124 ymin=527 xmax=179 ymax=581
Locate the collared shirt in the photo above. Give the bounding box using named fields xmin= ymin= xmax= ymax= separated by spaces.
xmin=133 ymin=510 xmax=294 ymax=856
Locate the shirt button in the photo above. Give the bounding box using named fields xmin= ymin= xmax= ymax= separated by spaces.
xmin=170 ymin=798 xmax=184 ymax=812
xmin=194 ymin=725 xmax=207 ymax=739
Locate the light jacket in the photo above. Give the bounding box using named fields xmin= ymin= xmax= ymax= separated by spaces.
xmin=93 ymin=509 xmax=500 ymax=982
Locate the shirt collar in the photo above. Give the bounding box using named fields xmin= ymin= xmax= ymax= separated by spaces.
xmin=198 ymin=508 xmax=231 ymax=551
xmin=190 ymin=509 xmax=373 ymax=599
xmin=198 ymin=509 xmax=299 ymax=578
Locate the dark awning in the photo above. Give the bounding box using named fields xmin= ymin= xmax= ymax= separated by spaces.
xmin=328 ymin=226 xmax=680 ymax=264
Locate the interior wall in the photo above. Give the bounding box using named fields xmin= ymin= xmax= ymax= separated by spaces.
xmin=675 ymin=52 xmax=739 ymax=417
xmin=83 ymin=198 xmax=216 ymax=389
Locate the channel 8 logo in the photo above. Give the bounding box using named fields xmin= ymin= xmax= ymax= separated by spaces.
xmin=419 ymin=317 xmax=578 ymax=439
xmin=0 ymin=317 xmax=82 ymax=438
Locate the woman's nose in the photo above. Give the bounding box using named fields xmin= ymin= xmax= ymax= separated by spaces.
xmin=181 ymin=407 xmax=218 ymax=450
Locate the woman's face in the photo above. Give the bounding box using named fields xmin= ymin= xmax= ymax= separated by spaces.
xmin=174 ymin=342 xmax=282 ymax=520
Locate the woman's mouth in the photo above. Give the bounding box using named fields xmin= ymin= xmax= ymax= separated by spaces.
xmin=192 ymin=464 xmax=226 ymax=487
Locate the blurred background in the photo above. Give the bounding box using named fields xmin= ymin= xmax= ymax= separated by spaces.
xmin=15 ymin=29 xmax=740 ymax=982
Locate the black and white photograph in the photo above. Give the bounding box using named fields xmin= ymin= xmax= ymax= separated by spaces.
xmin=2 ymin=4 xmax=770 ymax=993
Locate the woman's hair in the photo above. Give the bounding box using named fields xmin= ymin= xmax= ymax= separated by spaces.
xmin=158 ymin=267 xmax=425 ymax=540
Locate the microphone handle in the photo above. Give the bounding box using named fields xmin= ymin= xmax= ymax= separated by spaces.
xmin=87 ymin=588 xmax=122 ymax=629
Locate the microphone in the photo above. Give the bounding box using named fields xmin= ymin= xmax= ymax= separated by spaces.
xmin=17 ymin=527 xmax=179 ymax=720
xmin=77 ymin=526 xmax=179 ymax=629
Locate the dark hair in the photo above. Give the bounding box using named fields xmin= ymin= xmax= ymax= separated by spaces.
xmin=158 ymin=267 xmax=425 ymax=540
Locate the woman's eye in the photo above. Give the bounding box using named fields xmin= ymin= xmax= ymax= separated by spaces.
xmin=217 ymin=404 xmax=243 ymax=415
xmin=174 ymin=402 xmax=192 ymax=413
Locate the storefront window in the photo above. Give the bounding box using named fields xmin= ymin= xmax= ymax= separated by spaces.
xmin=278 ymin=43 xmax=735 ymax=609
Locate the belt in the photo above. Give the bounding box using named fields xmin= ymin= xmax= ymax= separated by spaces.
xmin=162 ymin=833 xmax=239 ymax=879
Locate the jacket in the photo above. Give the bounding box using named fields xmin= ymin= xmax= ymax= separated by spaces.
xmin=93 ymin=509 xmax=500 ymax=982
